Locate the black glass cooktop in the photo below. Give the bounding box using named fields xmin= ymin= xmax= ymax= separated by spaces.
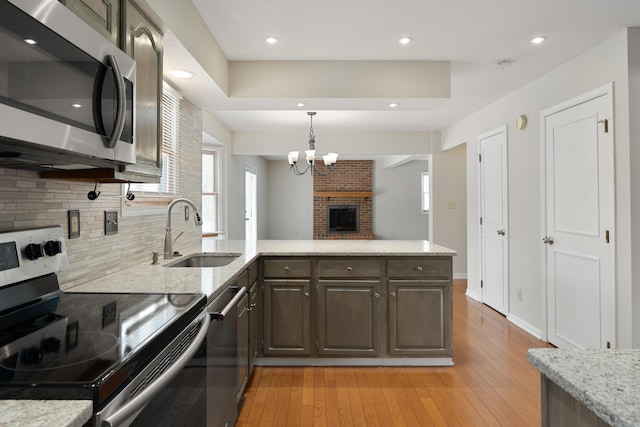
xmin=0 ymin=290 xmax=205 ymax=403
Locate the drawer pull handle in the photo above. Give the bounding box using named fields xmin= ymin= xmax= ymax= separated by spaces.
xmin=284 ymin=266 xmax=290 ymax=272
xmin=304 ymin=292 xmax=310 ymax=298
xmin=391 ymin=292 xmax=396 ymax=297
xmin=374 ymin=293 xmax=380 ymax=298
xmin=417 ymin=266 xmax=423 ymax=272
xmin=347 ymin=266 xmax=353 ymax=271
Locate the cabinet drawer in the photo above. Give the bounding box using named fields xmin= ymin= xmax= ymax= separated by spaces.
xmin=388 ymin=257 xmax=451 ymax=278
xmin=263 ymin=259 xmax=311 ymax=278
xmin=318 ymin=259 xmax=381 ymax=278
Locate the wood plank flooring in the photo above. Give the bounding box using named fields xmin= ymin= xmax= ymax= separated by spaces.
xmin=237 ymin=280 xmax=554 ymax=426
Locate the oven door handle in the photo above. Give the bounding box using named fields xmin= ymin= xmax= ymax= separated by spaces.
xmin=101 ymin=311 xmax=210 ymax=427
xmin=209 ymin=286 xmax=247 ymax=321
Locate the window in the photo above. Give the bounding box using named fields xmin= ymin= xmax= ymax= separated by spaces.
xmin=202 ymin=149 xmax=221 ymax=236
xmin=123 ymin=84 xmax=181 ymax=215
xmin=421 ymin=171 xmax=430 ymax=213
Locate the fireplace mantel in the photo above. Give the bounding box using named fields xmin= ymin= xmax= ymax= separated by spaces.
xmin=314 ymin=191 xmax=373 ymax=199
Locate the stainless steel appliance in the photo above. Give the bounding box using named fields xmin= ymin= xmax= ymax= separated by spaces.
xmin=0 ymin=0 xmax=136 ymax=170
xmin=206 ymin=285 xmax=246 ymax=427
xmin=0 ymin=226 xmax=208 ymax=426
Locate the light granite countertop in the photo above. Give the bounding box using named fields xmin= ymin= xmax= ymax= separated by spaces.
xmin=6 ymin=239 xmax=455 ymax=426
xmin=528 ymin=348 xmax=640 ymax=427
xmin=0 ymin=400 xmax=92 ymax=427
xmin=67 ymin=239 xmax=457 ymax=301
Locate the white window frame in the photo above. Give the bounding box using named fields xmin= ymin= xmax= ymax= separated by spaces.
xmin=202 ymin=145 xmax=223 ymax=236
xmin=122 ymin=83 xmax=182 ymax=217
xmin=421 ymin=171 xmax=430 ymax=214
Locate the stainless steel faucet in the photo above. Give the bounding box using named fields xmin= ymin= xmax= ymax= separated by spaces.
xmin=164 ymin=198 xmax=203 ymax=259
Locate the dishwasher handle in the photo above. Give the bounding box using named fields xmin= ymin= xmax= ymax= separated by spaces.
xmin=101 ymin=311 xmax=210 ymax=427
xmin=209 ymin=286 xmax=247 ymax=321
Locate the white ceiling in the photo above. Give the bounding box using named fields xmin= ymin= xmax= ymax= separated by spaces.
xmin=161 ymin=0 xmax=640 ymax=133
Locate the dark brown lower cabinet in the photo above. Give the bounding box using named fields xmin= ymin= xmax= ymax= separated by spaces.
xmin=388 ymin=279 xmax=452 ymax=355
xmin=317 ymin=280 xmax=380 ymax=356
xmin=263 ymin=279 xmax=311 ymax=355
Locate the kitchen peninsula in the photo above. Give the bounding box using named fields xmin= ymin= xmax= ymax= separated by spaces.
xmin=71 ymin=239 xmax=456 ymax=365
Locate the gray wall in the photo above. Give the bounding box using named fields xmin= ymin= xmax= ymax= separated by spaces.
xmin=373 ymin=160 xmax=429 ymax=240
xmin=265 ymin=160 xmax=313 ymax=239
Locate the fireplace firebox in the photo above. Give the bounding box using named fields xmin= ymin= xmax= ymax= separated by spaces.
xmin=328 ymin=205 xmax=358 ymax=232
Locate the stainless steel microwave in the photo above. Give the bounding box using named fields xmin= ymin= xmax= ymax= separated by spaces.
xmin=0 ymin=0 xmax=136 ymax=170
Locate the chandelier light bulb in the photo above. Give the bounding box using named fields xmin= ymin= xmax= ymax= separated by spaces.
xmin=288 ymin=112 xmax=338 ymax=176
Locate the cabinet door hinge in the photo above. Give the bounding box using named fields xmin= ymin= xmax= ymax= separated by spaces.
xmin=598 ymin=118 xmax=609 ymax=133
xmin=607 ymin=341 xmax=611 ymax=349
xmin=480 ymin=280 xmax=484 ymax=289
xmin=480 ymin=217 xmax=483 ymax=225
xmin=478 ymin=154 xmax=482 ymax=162
xmin=261 ymin=340 xmax=264 ymax=350
xmin=606 ymin=229 xmax=610 ymax=243
xmin=316 ymin=341 xmax=319 ymax=352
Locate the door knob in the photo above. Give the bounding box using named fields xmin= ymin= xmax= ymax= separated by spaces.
xmin=497 ymin=229 xmax=506 ymax=236
xmin=542 ymin=236 xmax=554 ymax=245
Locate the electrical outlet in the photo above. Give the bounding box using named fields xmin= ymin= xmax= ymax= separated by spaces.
xmin=104 ymin=211 xmax=118 ymax=235
xmin=517 ymin=288 xmax=523 ymax=302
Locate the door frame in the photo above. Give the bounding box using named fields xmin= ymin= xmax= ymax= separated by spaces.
xmin=244 ymin=163 xmax=258 ymax=241
xmin=539 ymin=82 xmax=616 ymax=345
xmin=477 ymin=125 xmax=509 ymax=314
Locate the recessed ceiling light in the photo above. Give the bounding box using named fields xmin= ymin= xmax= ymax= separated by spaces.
xmin=24 ymin=38 xmax=37 ymax=45
xmin=398 ymin=37 xmax=412 ymax=45
xmin=530 ymin=36 xmax=546 ymax=45
xmin=265 ymin=36 xmax=279 ymax=45
xmin=170 ymin=70 xmax=194 ymax=79
xmin=297 ymin=103 xmax=305 ymax=107
xmin=71 ymin=103 xmax=82 ymax=108
xmin=389 ymin=103 xmax=399 ymax=108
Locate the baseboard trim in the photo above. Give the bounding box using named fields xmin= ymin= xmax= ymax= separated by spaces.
xmin=453 ymin=273 xmax=468 ymax=279
xmin=255 ymin=357 xmax=454 ymax=367
xmin=465 ymin=289 xmax=482 ymax=302
xmin=507 ymin=313 xmax=543 ymax=340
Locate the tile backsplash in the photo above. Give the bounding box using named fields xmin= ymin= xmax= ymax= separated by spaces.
xmin=0 ymin=98 xmax=202 ymax=290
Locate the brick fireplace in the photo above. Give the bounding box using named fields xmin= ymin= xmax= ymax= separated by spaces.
xmin=313 ymin=160 xmax=375 ymax=240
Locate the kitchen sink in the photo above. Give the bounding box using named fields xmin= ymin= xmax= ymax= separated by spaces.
xmin=164 ymin=253 xmax=241 ymax=268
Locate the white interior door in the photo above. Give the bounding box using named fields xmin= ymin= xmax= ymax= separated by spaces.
xmin=478 ymin=126 xmax=509 ymax=315
xmin=543 ymin=85 xmax=614 ymax=349
xmin=244 ymin=169 xmax=257 ymax=241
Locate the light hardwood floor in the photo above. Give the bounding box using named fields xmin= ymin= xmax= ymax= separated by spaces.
xmin=237 ymin=280 xmax=554 ymax=426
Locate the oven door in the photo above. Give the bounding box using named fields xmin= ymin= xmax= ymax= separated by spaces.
xmin=97 ymin=311 xmax=209 ymax=427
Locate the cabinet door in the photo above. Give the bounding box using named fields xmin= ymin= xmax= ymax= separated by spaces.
xmin=318 ymin=280 xmax=380 ymax=356
xmin=388 ymin=280 xmax=452 ymax=355
xmin=123 ymin=1 xmax=163 ymax=178
xmin=264 ymin=280 xmax=311 ymax=355
xmin=237 ymin=292 xmax=249 ymax=402
xmin=248 ymin=280 xmax=259 ymax=372
xmin=59 ymin=0 xmax=119 ymax=45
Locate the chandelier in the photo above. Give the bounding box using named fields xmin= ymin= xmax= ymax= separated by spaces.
xmin=288 ymin=112 xmax=338 ymax=176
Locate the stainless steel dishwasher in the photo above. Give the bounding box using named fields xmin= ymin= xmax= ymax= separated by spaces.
xmin=207 ymin=285 xmax=246 ymax=427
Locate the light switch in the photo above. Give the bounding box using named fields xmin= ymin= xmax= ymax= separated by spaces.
xmin=448 ymin=201 xmax=456 ymax=209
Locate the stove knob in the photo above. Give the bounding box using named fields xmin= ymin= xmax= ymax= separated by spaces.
xmin=44 ymin=240 xmax=63 ymax=256
xmin=24 ymin=243 xmax=45 ymax=260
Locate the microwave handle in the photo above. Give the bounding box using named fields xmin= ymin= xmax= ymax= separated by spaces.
xmin=104 ymin=54 xmax=127 ymax=149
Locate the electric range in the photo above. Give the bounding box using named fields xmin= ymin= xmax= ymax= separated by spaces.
xmin=0 ymin=226 xmax=207 ymax=424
